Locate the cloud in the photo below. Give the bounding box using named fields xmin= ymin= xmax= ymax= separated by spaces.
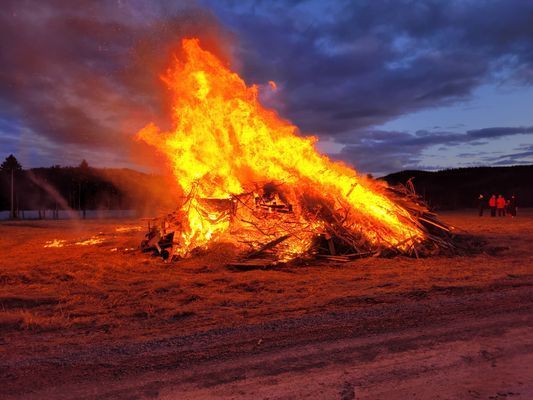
xmin=481 ymin=144 xmax=533 ymax=165
xmin=1 ymin=0 xmax=533 ymax=171
xmin=335 ymin=126 xmax=533 ymax=174
xmin=0 ymin=0 xmax=235 ymax=167
xmin=209 ymin=0 xmax=533 ymax=137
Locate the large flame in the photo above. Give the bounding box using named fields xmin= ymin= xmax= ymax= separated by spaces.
xmin=137 ymin=38 xmax=424 ymax=258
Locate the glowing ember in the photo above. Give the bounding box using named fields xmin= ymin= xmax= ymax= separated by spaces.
xmin=75 ymin=237 xmax=105 ymax=246
xmin=137 ymin=38 xmax=426 ymax=260
xmin=44 ymin=239 xmax=66 ymax=248
xmin=115 ymin=226 xmax=143 ymax=233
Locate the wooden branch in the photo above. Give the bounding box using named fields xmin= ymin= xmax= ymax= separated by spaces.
xmin=246 ymin=234 xmax=291 ymax=259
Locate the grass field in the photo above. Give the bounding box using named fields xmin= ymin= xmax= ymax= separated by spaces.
xmin=1 ymin=210 xmax=532 ymax=399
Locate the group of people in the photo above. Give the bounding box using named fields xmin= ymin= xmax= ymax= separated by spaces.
xmin=477 ymin=194 xmax=517 ymax=217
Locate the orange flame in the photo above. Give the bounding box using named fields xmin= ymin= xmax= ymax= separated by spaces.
xmin=137 ymin=38 xmax=424 ymax=258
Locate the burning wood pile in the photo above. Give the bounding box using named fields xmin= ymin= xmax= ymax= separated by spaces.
xmin=136 ymin=38 xmax=466 ymax=266
xmin=140 ymin=179 xmax=459 ymax=266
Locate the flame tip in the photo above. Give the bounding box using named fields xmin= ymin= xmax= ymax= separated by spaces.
xmin=136 ymin=39 xmax=425 ymax=258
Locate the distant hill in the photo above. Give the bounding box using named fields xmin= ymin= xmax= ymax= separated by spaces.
xmin=382 ymin=165 xmax=533 ymax=209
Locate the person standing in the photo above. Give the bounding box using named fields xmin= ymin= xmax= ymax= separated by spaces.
xmin=497 ymin=194 xmax=506 ymax=217
xmin=505 ymin=199 xmax=511 ymax=216
xmin=509 ymin=195 xmax=518 ymax=217
xmin=489 ymin=194 xmax=497 ymax=217
xmin=477 ymin=194 xmax=485 ymax=216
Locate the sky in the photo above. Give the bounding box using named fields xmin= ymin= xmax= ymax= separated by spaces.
xmin=0 ymin=0 xmax=532 ymax=176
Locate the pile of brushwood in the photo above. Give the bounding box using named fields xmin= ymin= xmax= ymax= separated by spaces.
xmin=230 ymin=182 xmax=485 ymax=269
xmin=141 ymin=181 xmax=485 ymax=268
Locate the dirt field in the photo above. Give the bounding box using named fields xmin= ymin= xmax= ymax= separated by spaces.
xmin=1 ymin=210 xmax=532 ymax=399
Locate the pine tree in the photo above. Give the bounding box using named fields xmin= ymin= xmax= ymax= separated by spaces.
xmin=79 ymin=159 xmax=89 ymax=170
xmin=1 ymin=154 xmax=22 ymax=219
xmin=0 ymin=154 xmax=22 ymax=172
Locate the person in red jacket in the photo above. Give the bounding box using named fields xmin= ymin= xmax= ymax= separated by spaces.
xmin=497 ymin=194 xmax=506 ymax=217
xmin=489 ymin=194 xmax=497 ymax=217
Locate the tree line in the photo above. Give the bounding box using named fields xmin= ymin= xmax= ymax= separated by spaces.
xmin=2 ymin=154 xmax=532 ymax=219
xmin=383 ymin=165 xmax=533 ymax=210
xmin=0 ymin=155 xmax=126 ymax=218
xmin=0 ymin=154 xmax=178 ymax=219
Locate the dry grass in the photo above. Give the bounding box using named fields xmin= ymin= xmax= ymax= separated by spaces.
xmin=0 ymin=210 xmax=532 ymax=350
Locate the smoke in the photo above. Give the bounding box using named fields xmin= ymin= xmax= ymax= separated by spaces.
xmin=0 ymin=0 xmax=236 ymax=171
xmin=25 ymin=170 xmax=79 ymax=219
xmin=99 ymin=167 xmax=182 ymax=216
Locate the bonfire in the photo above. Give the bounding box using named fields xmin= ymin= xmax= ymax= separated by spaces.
xmin=137 ymin=38 xmax=456 ymax=265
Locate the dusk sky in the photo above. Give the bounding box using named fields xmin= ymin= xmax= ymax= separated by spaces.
xmin=1 ymin=0 xmax=532 ymax=175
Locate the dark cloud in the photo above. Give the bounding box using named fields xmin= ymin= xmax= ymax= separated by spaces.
xmin=481 ymin=144 xmax=533 ymax=165
xmin=0 ymin=0 xmax=235 ymax=166
xmin=0 ymin=0 xmax=532 ymax=171
xmin=334 ymin=126 xmax=533 ymax=149
xmin=336 ymin=126 xmax=533 ymax=174
xmin=209 ymin=0 xmax=533 ymax=136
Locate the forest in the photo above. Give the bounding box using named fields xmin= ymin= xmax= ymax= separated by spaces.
xmin=0 ymin=155 xmax=178 ymax=218
xmin=383 ymin=165 xmax=533 ymax=209
xmin=1 ymin=154 xmax=532 ymax=217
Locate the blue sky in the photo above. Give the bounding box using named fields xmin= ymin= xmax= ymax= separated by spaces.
xmin=372 ymin=83 xmax=533 ymax=171
xmin=1 ymin=0 xmax=532 ymax=175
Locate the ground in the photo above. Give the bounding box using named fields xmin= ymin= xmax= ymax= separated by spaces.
xmin=0 ymin=210 xmax=532 ymax=400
